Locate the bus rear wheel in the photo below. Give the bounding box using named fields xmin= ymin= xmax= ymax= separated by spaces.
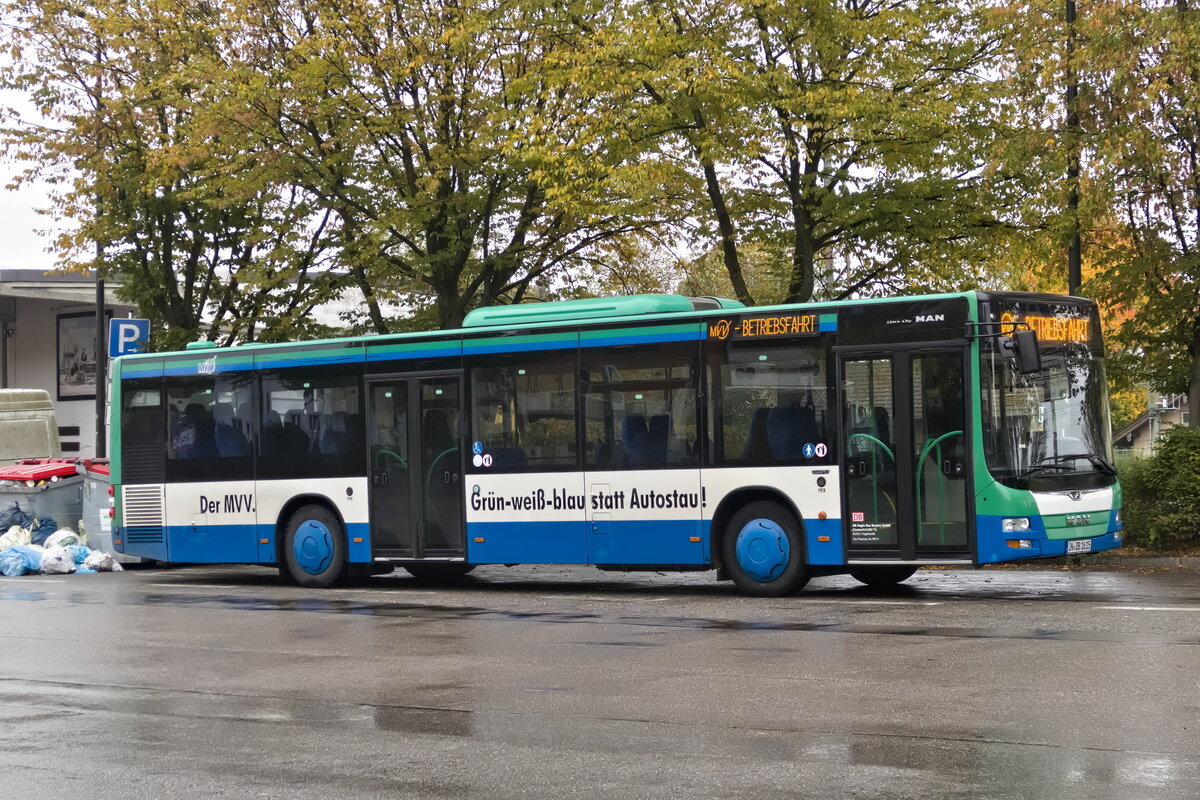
xmin=722 ymin=500 xmax=808 ymax=597
xmin=283 ymin=504 xmax=348 ymax=588
xmin=848 ymin=566 xmax=918 ymax=588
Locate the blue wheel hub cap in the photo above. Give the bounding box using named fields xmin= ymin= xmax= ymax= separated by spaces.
xmin=735 ymin=518 xmax=789 ymax=582
xmin=293 ymin=519 xmax=333 ymax=575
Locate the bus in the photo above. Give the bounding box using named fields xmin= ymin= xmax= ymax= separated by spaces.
xmin=110 ymin=291 xmax=1122 ymax=595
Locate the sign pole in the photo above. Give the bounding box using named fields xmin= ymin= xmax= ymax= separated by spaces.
xmin=95 ymin=273 xmax=106 ymax=458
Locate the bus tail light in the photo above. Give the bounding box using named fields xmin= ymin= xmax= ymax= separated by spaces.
xmin=1001 ymin=517 xmax=1031 ymax=532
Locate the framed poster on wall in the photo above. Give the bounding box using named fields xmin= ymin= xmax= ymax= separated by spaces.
xmin=57 ymin=311 xmax=108 ymax=400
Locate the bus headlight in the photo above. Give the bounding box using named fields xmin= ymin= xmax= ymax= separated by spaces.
xmin=1002 ymin=517 xmax=1031 ymax=532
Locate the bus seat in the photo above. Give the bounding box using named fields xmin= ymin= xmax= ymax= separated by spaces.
xmin=623 ymin=415 xmax=648 ymax=466
xmin=767 ymin=406 xmax=801 ymax=459
xmin=319 ymin=411 xmax=353 ymax=454
xmin=281 ymin=409 xmax=310 ymax=455
xmin=648 ymin=414 xmax=670 ymax=465
xmin=182 ymin=402 xmax=217 ymax=459
xmin=261 ymin=410 xmax=283 ymax=455
xmin=741 ymin=408 xmax=773 ymax=463
xmin=796 ymin=405 xmax=819 ymax=448
xmin=213 ymin=402 xmax=250 ymax=457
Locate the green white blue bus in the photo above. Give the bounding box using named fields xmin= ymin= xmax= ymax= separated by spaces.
xmin=110 ymin=291 xmax=1122 ymax=595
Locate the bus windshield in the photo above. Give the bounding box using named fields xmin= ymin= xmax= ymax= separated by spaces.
xmin=980 ymin=346 xmax=1115 ymax=489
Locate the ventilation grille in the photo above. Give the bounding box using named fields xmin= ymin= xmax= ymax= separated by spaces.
xmin=122 ymin=444 xmax=163 ymax=484
xmin=124 ymin=526 xmax=164 ymax=544
xmin=122 ymin=485 xmax=165 ymax=527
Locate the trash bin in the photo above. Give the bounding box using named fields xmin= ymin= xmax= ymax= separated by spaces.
xmin=0 ymin=459 xmax=143 ymax=563
xmin=79 ymin=460 xmax=139 ymax=563
xmin=0 ymin=459 xmax=83 ymax=535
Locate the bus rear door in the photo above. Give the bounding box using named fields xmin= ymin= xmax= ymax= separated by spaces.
xmin=366 ymin=374 xmax=466 ymax=560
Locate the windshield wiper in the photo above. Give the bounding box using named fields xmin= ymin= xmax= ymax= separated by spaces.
xmin=1024 ymin=452 xmax=1117 ymax=477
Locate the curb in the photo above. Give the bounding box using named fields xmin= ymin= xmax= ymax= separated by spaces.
xmin=1038 ymin=554 xmax=1200 ymax=569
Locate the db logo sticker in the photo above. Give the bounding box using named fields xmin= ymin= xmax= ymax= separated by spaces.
xmin=852 ymin=512 xmax=865 ymax=522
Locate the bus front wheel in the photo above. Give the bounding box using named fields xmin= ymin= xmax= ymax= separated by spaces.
xmin=848 ymin=566 xmax=918 ymax=588
xmin=283 ymin=504 xmax=348 ymax=588
xmin=722 ymin=500 xmax=809 ymax=597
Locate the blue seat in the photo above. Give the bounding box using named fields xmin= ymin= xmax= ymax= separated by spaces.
xmin=623 ymin=415 xmax=648 ymax=466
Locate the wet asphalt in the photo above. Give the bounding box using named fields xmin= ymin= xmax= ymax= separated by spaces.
xmin=1 ymin=562 xmax=1198 ymax=799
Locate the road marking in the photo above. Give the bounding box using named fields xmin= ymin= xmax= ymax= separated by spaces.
xmin=1096 ymin=605 xmax=1200 ymax=612
xmin=149 ymin=584 xmax=252 ymax=590
xmin=803 ymin=599 xmax=944 ymax=606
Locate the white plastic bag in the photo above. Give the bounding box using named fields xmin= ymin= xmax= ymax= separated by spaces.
xmin=82 ymin=550 xmax=123 ymax=572
xmin=43 ymin=530 xmax=81 ymax=550
xmin=39 ymin=545 xmax=75 ymax=574
xmin=0 ymin=525 xmax=30 ymax=549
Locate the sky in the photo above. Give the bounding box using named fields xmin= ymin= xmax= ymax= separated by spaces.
xmin=0 ymin=165 xmax=60 ymax=271
xmin=1 ymin=85 xmax=63 ymax=272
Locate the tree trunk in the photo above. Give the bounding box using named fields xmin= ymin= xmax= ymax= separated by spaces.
xmin=701 ymin=162 xmax=753 ymax=307
xmin=1190 ymin=316 xmax=1200 ymax=427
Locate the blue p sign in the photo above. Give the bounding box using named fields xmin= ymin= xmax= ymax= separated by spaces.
xmin=109 ymin=318 xmax=151 ymax=358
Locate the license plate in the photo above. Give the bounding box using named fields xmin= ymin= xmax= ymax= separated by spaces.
xmin=1067 ymin=539 xmax=1092 ymax=554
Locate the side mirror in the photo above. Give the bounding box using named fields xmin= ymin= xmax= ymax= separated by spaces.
xmin=999 ymin=327 xmax=1041 ymax=373
xmin=1011 ymin=328 xmax=1042 ymax=374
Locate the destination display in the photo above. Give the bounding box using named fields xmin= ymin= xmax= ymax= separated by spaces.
xmin=708 ymin=313 xmax=819 ymax=341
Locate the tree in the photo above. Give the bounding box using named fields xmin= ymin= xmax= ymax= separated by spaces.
xmin=591 ymin=0 xmax=1019 ymax=306
xmin=221 ymin=0 xmax=684 ymax=331
xmin=1 ymin=0 xmax=344 ymax=349
xmin=1069 ymin=1 xmax=1200 ymax=425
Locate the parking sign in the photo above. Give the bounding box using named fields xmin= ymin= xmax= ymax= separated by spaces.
xmin=108 ymin=318 xmax=151 ymax=358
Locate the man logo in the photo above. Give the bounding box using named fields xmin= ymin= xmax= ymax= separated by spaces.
xmin=915 ymin=314 xmax=945 ymax=323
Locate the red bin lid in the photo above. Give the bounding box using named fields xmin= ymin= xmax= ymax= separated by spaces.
xmin=0 ymin=458 xmax=81 ymax=481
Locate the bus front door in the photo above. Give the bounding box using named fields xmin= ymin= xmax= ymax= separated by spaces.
xmin=839 ymin=351 xmax=971 ymax=562
xmin=367 ymin=375 xmax=466 ymax=559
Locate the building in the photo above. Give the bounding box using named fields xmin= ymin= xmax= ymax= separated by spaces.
xmin=0 ymin=268 xmax=135 ymax=457
xmin=1113 ymin=391 xmax=1189 ymax=457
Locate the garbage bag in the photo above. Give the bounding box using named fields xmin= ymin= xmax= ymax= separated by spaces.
xmin=82 ymin=550 xmax=123 ymax=572
xmin=44 ymin=530 xmax=81 ymax=550
xmin=39 ymin=545 xmax=74 ymax=574
xmin=66 ymin=545 xmax=90 ymax=565
xmin=28 ymin=518 xmax=58 ymax=547
xmin=0 ymin=502 xmax=31 ymax=532
xmin=0 ymin=525 xmax=30 ymax=549
xmin=0 ymin=547 xmax=27 ymax=576
xmin=0 ymin=545 xmax=44 ymax=576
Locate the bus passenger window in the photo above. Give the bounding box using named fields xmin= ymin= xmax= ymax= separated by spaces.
xmin=583 ymin=343 xmax=697 ymax=471
xmin=710 ymin=341 xmax=831 ymax=466
xmin=469 ymin=351 xmax=577 ymax=473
